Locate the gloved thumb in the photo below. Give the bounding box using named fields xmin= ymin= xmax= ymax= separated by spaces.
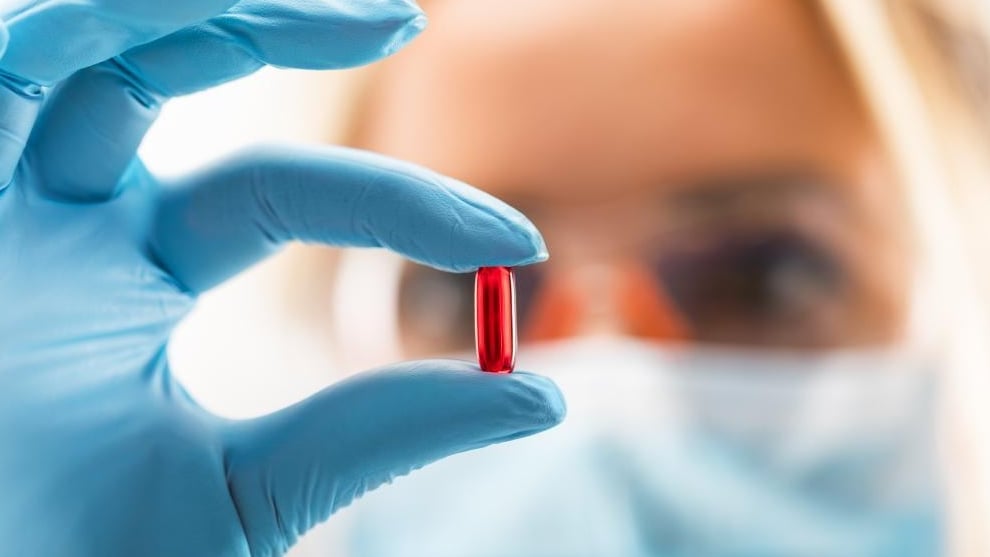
xmin=222 ymin=361 xmax=566 ymax=557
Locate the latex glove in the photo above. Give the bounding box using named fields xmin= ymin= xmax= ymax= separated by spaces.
xmin=0 ymin=2 xmax=565 ymax=556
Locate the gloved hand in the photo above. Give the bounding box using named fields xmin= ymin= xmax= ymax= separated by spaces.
xmin=0 ymin=2 xmax=564 ymax=556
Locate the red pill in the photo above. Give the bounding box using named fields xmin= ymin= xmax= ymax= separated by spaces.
xmin=475 ymin=266 xmax=517 ymax=373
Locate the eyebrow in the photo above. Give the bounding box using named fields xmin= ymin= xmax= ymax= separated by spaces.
xmin=493 ymin=169 xmax=851 ymax=230
xmin=665 ymin=171 xmax=845 ymax=211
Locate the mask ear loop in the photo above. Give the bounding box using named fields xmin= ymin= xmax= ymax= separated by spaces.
xmin=329 ymin=249 xmax=405 ymax=373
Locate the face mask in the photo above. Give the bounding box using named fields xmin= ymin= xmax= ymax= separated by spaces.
xmin=342 ymin=337 xmax=943 ymax=557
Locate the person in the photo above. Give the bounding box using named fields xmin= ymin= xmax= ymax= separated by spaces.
xmin=0 ymin=2 xmax=566 ymax=556
xmin=316 ymin=0 xmax=990 ymax=555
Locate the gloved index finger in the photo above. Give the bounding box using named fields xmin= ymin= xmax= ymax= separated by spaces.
xmin=0 ymin=0 xmax=240 ymax=86
xmin=151 ymin=145 xmax=550 ymax=293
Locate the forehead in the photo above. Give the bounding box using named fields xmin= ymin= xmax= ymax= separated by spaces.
xmin=358 ymin=0 xmax=873 ymax=202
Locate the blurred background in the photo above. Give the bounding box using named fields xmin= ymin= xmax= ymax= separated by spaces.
xmin=152 ymin=0 xmax=990 ymax=555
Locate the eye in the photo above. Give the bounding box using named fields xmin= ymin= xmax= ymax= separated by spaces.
xmin=655 ymin=230 xmax=847 ymax=346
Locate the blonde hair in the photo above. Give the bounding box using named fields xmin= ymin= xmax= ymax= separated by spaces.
xmin=821 ymin=1 xmax=990 ymax=554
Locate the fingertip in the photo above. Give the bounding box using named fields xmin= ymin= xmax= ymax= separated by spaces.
xmin=476 ymin=228 xmax=548 ymax=271
xmin=535 ymin=240 xmax=551 ymax=262
xmin=432 ymin=176 xmax=550 ymax=271
xmin=394 ymin=360 xmax=566 ymax=430
xmin=488 ymin=197 xmax=550 ymax=267
xmin=383 ymin=15 xmax=428 ymax=57
xmin=509 ymin=371 xmax=568 ymax=428
xmin=501 ymin=214 xmax=550 ymax=267
xmin=521 ymin=233 xmax=550 ymax=265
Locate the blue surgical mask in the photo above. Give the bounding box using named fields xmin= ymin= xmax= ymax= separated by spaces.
xmin=337 ymin=337 xmax=943 ymax=557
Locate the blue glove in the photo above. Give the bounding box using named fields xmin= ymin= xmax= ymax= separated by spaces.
xmin=0 ymin=2 xmax=565 ymax=556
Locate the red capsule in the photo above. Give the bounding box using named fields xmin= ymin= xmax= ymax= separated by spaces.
xmin=475 ymin=266 xmax=517 ymax=373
